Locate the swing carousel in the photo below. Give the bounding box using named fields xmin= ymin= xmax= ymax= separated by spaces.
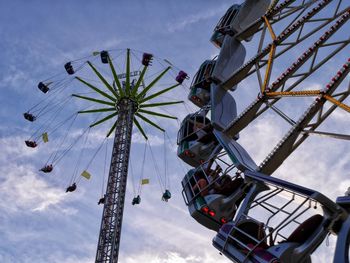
xmin=23 ymin=48 xmax=189 ymax=262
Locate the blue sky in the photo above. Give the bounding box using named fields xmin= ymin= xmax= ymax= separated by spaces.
xmin=0 ymin=1 xmax=349 ymax=263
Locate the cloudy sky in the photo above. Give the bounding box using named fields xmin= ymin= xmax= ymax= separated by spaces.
xmin=0 ymin=1 xmax=349 ymax=263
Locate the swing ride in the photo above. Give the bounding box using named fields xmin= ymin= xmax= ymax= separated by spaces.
xmin=24 ymin=48 xmax=187 ymax=262
xmin=22 ymin=0 xmax=350 ymax=262
xmin=178 ymin=0 xmax=350 ymax=262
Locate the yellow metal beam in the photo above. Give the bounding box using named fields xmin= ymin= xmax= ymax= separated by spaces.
xmin=261 ymin=16 xmax=277 ymax=94
xmin=262 ymin=44 xmax=276 ymax=93
xmin=263 ymin=16 xmax=277 ymax=40
xmin=323 ymin=94 xmax=350 ymax=113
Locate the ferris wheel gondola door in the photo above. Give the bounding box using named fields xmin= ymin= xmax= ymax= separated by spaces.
xmin=211 ymin=36 xmax=246 ymax=88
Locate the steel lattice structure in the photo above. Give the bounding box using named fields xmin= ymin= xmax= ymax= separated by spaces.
xmin=95 ymin=99 xmax=136 ymax=262
xmin=71 ymin=49 xmax=183 ymax=262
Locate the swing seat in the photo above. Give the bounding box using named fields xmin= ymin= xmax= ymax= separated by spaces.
xmin=162 ymin=190 xmax=171 ymax=201
xmin=64 ymin=62 xmax=74 ymax=75
xmin=66 ymin=183 xmax=77 ymax=193
xmin=25 ymin=140 xmax=37 ymax=148
xmin=142 ymin=53 xmax=153 ymax=66
xmin=23 ymin=112 xmax=36 ymax=122
xmin=175 ymin=70 xmax=188 ymax=84
xmin=40 ymin=164 xmax=53 ymax=173
xmin=38 ymin=82 xmax=50 ymax=93
xmin=100 ymin=51 xmax=109 ymax=64
xmin=132 ymin=195 xmax=141 ymax=205
xmin=98 ymin=197 xmax=105 ymax=205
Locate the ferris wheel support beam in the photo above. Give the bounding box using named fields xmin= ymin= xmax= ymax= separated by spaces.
xmin=258 ymin=61 xmax=350 ymax=175
xmin=95 ymin=98 xmax=136 ymax=263
xmin=224 ymin=9 xmax=350 ymax=138
xmin=221 ymin=0 xmax=343 ymax=90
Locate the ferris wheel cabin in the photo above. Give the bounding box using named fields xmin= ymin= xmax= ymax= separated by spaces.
xmin=210 ymin=0 xmax=272 ymax=48
xmin=177 ymin=111 xmax=218 ymax=167
xmin=213 ymin=171 xmax=346 ymax=263
xmin=210 ymin=4 xmax=241 ymax=48
xmin=188 ymin=59 xmax=216 ymax=108
xmin=182 ymin=166 xmax=246 ymax=231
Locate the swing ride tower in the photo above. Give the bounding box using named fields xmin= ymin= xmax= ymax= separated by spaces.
xmin=95 ymin=98 xmax=136 ymax=263
xmin=71 ymin=49 xmax=184 ymax=262
xmin=25 ymin=47 xmax=185 ymax=262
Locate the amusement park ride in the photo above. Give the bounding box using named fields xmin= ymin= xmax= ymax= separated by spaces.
xmin=23 ymin=0 xmax=350 ymax=262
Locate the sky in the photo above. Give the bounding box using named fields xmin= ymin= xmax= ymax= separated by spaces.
xmin=0 ymin=1 xmax=349 ymax=263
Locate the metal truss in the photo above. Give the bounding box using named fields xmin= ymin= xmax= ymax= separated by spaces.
xmin=95 ymin=99 xmax=136 ymax=263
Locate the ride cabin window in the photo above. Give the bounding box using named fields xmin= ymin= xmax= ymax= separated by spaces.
xmin=177 ymin=115 xmax=212 ymax=145
xmin=214 ymin=5 xmax=240 ymax=34
xmin=191 ymin=60 xmax=216 ymax=89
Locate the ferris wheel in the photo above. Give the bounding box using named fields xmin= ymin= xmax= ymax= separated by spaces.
xmin=177 ymin=0 xmax=350 ymax=262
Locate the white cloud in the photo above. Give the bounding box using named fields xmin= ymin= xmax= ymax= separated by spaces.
xmin=132 ymin=131 xmax=164 ymax=146
xmin=0 ymin=135 xmax=39 ymax=162
xmin=0 ymin=163 xmax=70 ymax=213
xmin=167 ymin=7 xmax=226 ymax=33
xmin=122 ymin=251 xmax=227 ymax=263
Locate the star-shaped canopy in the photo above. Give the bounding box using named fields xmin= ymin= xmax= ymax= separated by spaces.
xmin=72 ymin=49 xmax=184 ymax=139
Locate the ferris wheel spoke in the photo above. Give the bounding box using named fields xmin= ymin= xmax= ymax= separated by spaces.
xmin=107 ymin=56 xmax=124 ymax=97
xmin=136 ymin=66 xmax=171 ymax=100
xmin=301 ymin=130 xmax=350 ymax=141
xmin=87 ymin=61 xmax=117 ymax=98
xmin=89 ymin=112 xmax=118 ymax=128
xmin=258 ymin=57 xmax=350 ymax=175
xmin=224 ymin=13 xmax=350 ymax=138
xmin=138 ymin=109 xmax=177 ymax=120
xmin=140 ymin=83 xmax=180 ymax=103
xmin=135 ymin=113 xmax=165 ymax=132
xmin=75 ymin=76 xmax=116 ymax=102
xmin=133 ymin=117 xmax=148 ymax=140
xmin=72 ymin=94 xmax=115 ymax=107
xmin=222 ymin=1 xmax=344 ymax=90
